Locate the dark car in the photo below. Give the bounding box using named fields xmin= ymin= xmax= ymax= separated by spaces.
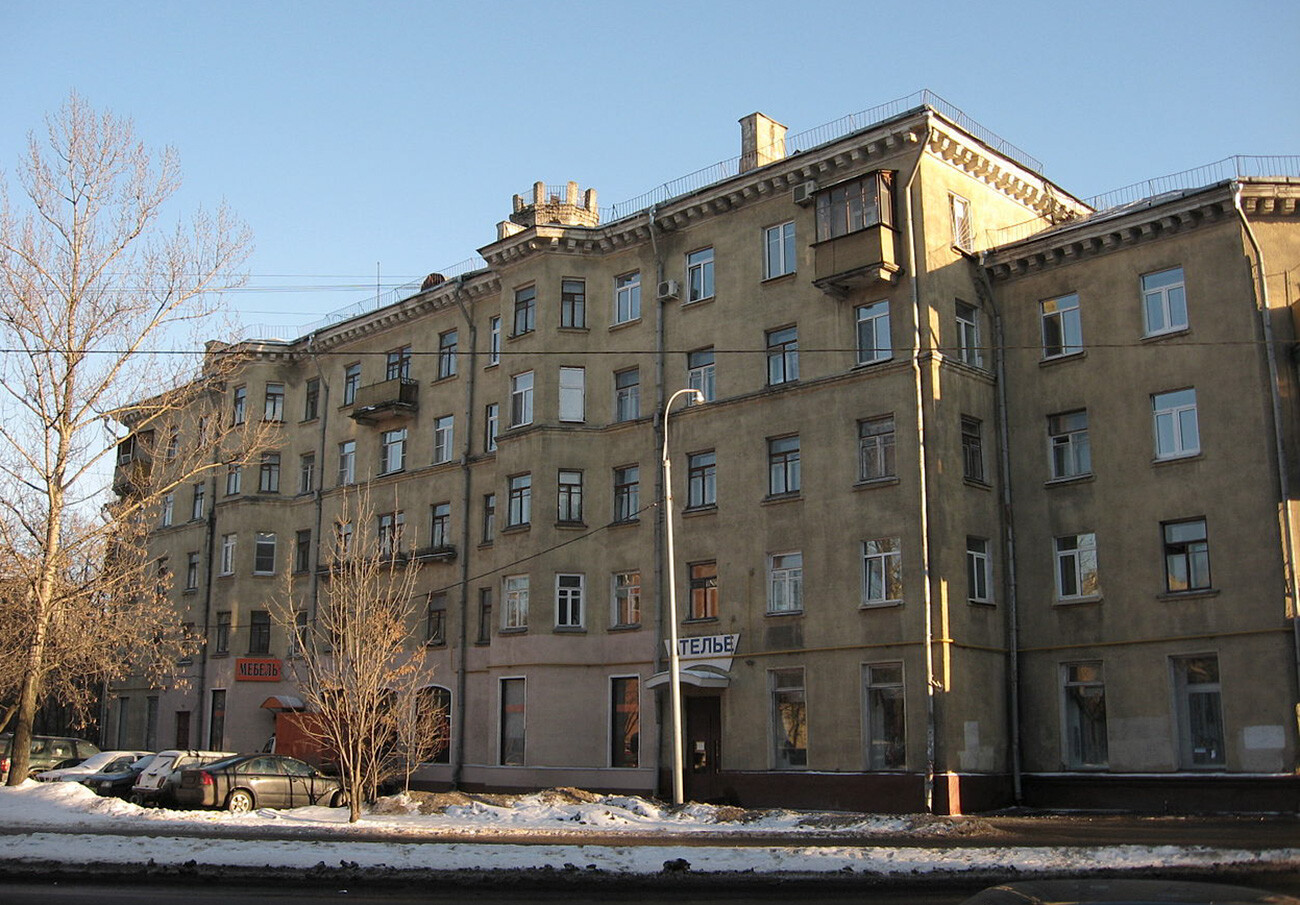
xmin=960 ymin=878 xmax=1300 ymax=904
xmin=82 ymin=753 xmax=158 ymax=798
xmin=0 ymin=732 xmax=100 ymax=782
xmin=175 ymin=754 xmax=344 ymax=813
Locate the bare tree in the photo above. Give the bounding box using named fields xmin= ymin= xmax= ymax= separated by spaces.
xmin=274 ymin=485 xmax=436 ymax=822
xmin=0 ymin=93 xmax=253 ymax=781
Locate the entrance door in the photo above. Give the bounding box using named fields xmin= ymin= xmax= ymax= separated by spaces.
xmin=684 ymin=696 xmax=723 ymax=803
xmin=174 ymin=711 xmax=191 ymax=749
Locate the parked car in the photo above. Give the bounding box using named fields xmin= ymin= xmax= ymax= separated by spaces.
xmin=175 ymin=754 xmax=345 ymax=812
xmin=0 ymin=733 xmax=100 ymax=782
xmin=960 ymin=878 xmax=1300 ymax=904
xmin=130 ymin=749 xmax=235 ymax=806
xmin=82 ymin=753 xmax=158 ymax=799
xmin=36 ymin=750 xmax=151 ymax=782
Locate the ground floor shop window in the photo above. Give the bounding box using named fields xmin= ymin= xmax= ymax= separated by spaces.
xmin=770 ymin=668 xmax=807 ymax=768
xmin=417 ymin=685 xmax=452 ymax=765
xmin=1173 ymin=654 xmax=1225 ymax=768
xmin=1062 ymin=661 xmax=1108 ymax=768
xmin=500 ymin=677 xmax=525 ymax=766
xmin=610 ymin=676 xmax=639 ymax=768
xmin=863 ymin=662 xmax=905 ymax=769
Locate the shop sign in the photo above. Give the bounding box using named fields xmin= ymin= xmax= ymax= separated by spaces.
xmin=664 ymin=633 xmax=740 ymax=670
xmin=235 ymin=658 xmax=282 ymax=682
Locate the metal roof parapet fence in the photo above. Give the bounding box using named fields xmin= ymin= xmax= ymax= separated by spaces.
xmin=1086 ymin=156 xmax=1300 ymax=213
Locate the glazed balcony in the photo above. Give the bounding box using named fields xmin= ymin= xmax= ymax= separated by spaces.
xmin=350 ymin=378 xmax=418 ymax=424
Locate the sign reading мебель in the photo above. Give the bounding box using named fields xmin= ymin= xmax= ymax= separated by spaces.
xmin=234 ymin=658 xmax=282 ymax=682
xmin=663 ymin=634 xmax=739 ymax=672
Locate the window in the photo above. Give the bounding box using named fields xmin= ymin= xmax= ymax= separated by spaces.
xmin=557 ymin=469 xmax=583 ymax=524
xmin=862 ymin=538 xmax=903 ymax=606
xmin=259 ymin=452 xmax=281 ymax=493
xmin=337 ymin=440 xmax=355 ymax=485
xmin=484 ymin=403 xmax=499 ymax=452
xmin=513 ymin=285 xmax=536 ymax=336
xmin=386 ymin=346 xmax=411 ymax=381
xmin=955 ymin=301 xmax=982 ymax=367
xmin=1055 ymin=533 xmax=1099 ymax=600
xmin=219 ymin=534 xmax=236 ymax=575
xmin=561 ymin=279 xmax=586 ymax=328
xmin=488 ymin=316 xmax=501 ymax=366
xmin=161 ymin=493 xmax=174 ymax=527
xmin=191 ymin=484 xmax=205 ymax=521
xmin=961 ymin=416 xmax=984 ymax=482
xmin=1164 ymin=518 xmax=1210 ymax=592
xmin=232 ymin=386 xmax=246 ymax=424
xmin=768 ymin=552 xmax=803 ymax=614
xmin=815 ymin=172 xmax=892 ymax=240
xmin=1062 ymin=662 xmax=1108 ymax=769
xmin=477 ymin=588 xmax=493 ymax=644
xmin=507 ymin=474 xmax=531 ymax=527
xmin=262 ymin=383 xmax=285 ymax=422
xmin=688 ymin=348 xmax=715 ymax=403
xmin=614 ymin=271 xmax=640 ymax=324
xmin=855 ymin=301 xmax=891 ymax=365
xmin=612 ymin=571 xmax=641 ymax=627
xmin=1153 ymin=388 xmax=1199 ymax=459
xmin=864 ymin=663 xmax=906 ymax=769
xmin=482 ymin=493 xmax=496 ymax=543
xmin=285 ymin=611 xmax=308 ymax=659
xmin=253 ymin=532 xmax=276 ymax=574
xmin=858 ymin=415 xmax=896 ymax=482
xmin=165 ymin=428 xmax=178 ymax=461
xmin=185 ymin=552 xmax=200 ymax=590
xmin=614 ymin=368 xmax=639 ymax=421
xmin=1048 ymin=411 xmax=1091 ymax=479
xmin=767 ymin=435 xmax=801 ymax=496
xmin=377 ymin=510 xmax=405 ymax=556
xmin=502 ymin=575 xmax=528 ymax=630
xmin=559 ymin=367 xmax=585 ymax=423
xmin=429 ymin=502 xmax=451 ymax=549
xmin=215 ymin=612 xmax=231 ymax=654
xmin=432 ymin=416 xmax=453 ymax=464
xmin=1041 ymin=293 xmax=1082 ymax=358
xmin=425 ymin=594 xmax=446 ymax=646
xmin=1143 ymin=267 xmax=1188 ymax=336
xmin=294 ymin=529 xmax=311 ymax=573
xmin=342 ymin=363 xmax=361 ymax=405
xmin=380 ymin=428 xmax=407 ymax=474
xmin=303 ymin=378 xmax=320 ymax=421
xmin=510 ymin=372 xmax=534 ymax=427
xmin=437 ymin=331 xmax=458 ymax=379
xmin=209 ymin=689 xmax=226 ymax=749
xmin=610 ymin=677 xmax=640 ymax=768
xmin=686 ymin=247 xmax=714 ymax=302
xmin=689 ymin=561 xmax=718 ymax=620
xmin=298 ymin=453 xmax=315 ymax=494
xmin=556 ymin=574 xmax=584 ymax=628
xmin=248 ymin=610 xmax=271 ymax=655
xmin=967 ymin=537 xmax=992 ymax=604
xmin=613 ymin=465 xmax=639 ymax=522
xmin=335 ymin=520 xmax=353 ymax=557
xmin=1173 ymin=655 xmax=1225 ymax=768
xmin=687 ymin=450 xmax=716 ymax=509
xmin=770 ymin=668 xmax=807 ymax=769
xmin=764 ymin=220 xmax=796 ymax=279
xmin=766 ymin=326 xmax=799 ymax=385
xmin=225 ymin=463 xmax=242 ymax=496
xmin=499 ymin=677 xmax=525 ymax=765
xmin=950 ymin=193 xmax=973 ymax=252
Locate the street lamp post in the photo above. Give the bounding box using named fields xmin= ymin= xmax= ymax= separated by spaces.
xmin=662 ymin=387 xmax=703 ymax=806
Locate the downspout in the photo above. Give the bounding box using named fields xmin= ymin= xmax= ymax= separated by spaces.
xmin=195 ymin=392 xmax=223 ymax=748
xmin=305 ymin=334 xmax=331 ymax=627
xmin=902 ymin=125 xmax=936 ymax=812
xmin=1232 ymin=185 xmax=1300 ymax=736
xmin=449 ymin=275 xmax=478 ymax=790
xmin=647 ymin=204 xmax=669 ymax=794
xmin=972 ymin=255 xmax=1022 ymax=804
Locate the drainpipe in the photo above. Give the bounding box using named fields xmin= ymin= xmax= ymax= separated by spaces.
xmin=1232 ymin=185 xmax=1300 ymax=741
xmin=450 ymin=275 xmax=478 ymax=790
xmin=194 ymin=386 xmax=223 ymax=748
xmin=305 ymin=334 xmax=331 ymax=627
xmin=972 ymin=256 xmax=1022 ymax=804
xmin=647 ymin=204 xmax=669 ymax=796
xmin=902 ymin=125 xmax=936 ymax=812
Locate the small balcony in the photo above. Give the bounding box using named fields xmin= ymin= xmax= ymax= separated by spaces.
xmin=113 ymin=430 xmax=154 ymax=496
xmin=414 ymin=544 xmax=457 ymax=563
xmin=350 ymin=378 xmax=418 ymax=424
xmin=811 ymin=225 xmax=901 ymax=298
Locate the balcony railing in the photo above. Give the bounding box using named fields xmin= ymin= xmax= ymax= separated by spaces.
xmin=350 ymin=378 xmax=418 ymax=423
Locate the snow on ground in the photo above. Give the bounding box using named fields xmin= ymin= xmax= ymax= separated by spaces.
xmin=1 ymin=780 xmax=1297 ymax=878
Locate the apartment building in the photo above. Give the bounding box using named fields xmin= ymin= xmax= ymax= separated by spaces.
xmin=111 ymin=94 xmax=1300 ymax=813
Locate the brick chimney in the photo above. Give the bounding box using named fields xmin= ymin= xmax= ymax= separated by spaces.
xmin=739 ymin=113 xmax=787 ymax=173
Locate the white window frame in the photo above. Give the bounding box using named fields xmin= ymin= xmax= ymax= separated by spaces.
xmin=488 ymin=316 xmax=501 ymax=366
xmin=687 ymin=348 xmax=715 ymax=403
xmin=559 ymin=366 xmax=585 ymax=423
xmin=555 ymin=573 xmax=585 ymax=628
xmin=1041 ymin=293 xmax=1083 ymax=358
xmin=219 ymin=533 xmax=237 ymax=576
xmin=484 ymin=402 xmax=499 ymax=452
xmin=863 ymin=662 xmax=906 ymax=770
xmin=614 ymin=271 xmax=641 ymax=324
xmin=379 ymin=427 xmax=407 ymax=475
xmin=967 ymin=537 xmax=992 ymax=604
xmin=253 ymin=532 xmax=276 ymax=575
xmin=1142 ymin=267 xmax=1188 ymax=336
xmin=337 ymin=440 xmax=356 ymax=485
xmin=764 ymin=220 xmax=796 ymax=279
xmin=1153 ymin=388 xmax=1199 ymax=459
xmin=861 ymin=538 xmax=902 ymax=607
xmin=766 ymin=326 xmax=799 ymax=385
xmin=161 ymin=493 xmax=174 ymax=527
xmin=858 ymin=415 xmax=896 ymax=482
xmin=437 ymin=330 xmax=458 ymax=379
xmin=1061 ymin=661 xmax=1108 ymax=769
xmin=955 ymin=300 xmax=982 ymax=368
xmin=507 ymin=473 xmax=531 ymax=527
xmin=561 ymin=279 xmax=586 ymax=329
xmin=432 ymin=415 xmax=454 ymax=465
xmin=614 ymin=368 xmax=639 ymax=421
xmin=502 ymin=575 xmax=529 ymax=630
xmin=1048 ymin=410 xmax=1091 ymax=479
xmin=510 ymin=371 xmax=534 ymax=427
xmin=1054 ymin=533 xmax=1099 ymax=601
xmin=950 ymin=193 xmax=973 ymax=252
xmin=767 ymin=551 xmax=804 ymax=614
xmin=612 ymin=571 xmax=641 ymax=627
xmin=686 ymin=247 xmax=714 ymax=303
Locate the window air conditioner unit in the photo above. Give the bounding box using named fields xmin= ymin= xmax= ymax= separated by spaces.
xmin=657 ymin=280 xmax=680 ymax=301
xmin=792 ymin=181 xmax=817 ymax=206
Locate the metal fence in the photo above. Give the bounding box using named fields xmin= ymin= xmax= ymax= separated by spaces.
xmin=1086 ymin=156 xmax=1300 ymax=212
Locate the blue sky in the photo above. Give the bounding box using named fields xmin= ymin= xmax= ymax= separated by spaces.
xmin=4 ymin=0 xmax=1296 ymax=337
